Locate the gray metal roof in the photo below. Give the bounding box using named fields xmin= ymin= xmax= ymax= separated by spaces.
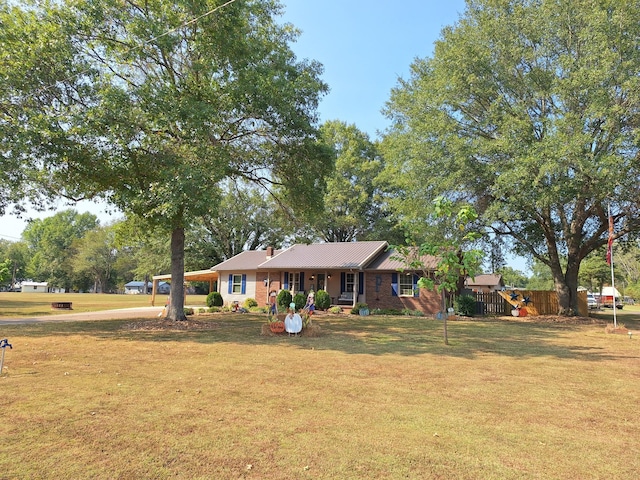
xmin=466 ymin=274 xmax=504 ymax=287
xmin=367 ymin=248 xmax=439 ymax=271
xmin=258 ymin=241 xmax=389 ymax=270
xmin=208 ymin=242 xmax=439 ymax=273
xmin=212 ymin=250 xmax=282 ymax=271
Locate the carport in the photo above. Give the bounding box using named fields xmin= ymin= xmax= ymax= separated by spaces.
xmin=151 ymin=269 xmax=219 ymax=306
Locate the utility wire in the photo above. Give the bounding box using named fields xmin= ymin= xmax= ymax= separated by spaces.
xmin=35 ymin=0 xmax=238 ymax=94
xmin=137 ymin=0 xmax=238 ymax=47
xmin=0 ymin=233 xmax=22 ymax=241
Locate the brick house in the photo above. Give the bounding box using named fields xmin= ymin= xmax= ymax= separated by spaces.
xmin=169 ymin=241 xmax=441 ymax=314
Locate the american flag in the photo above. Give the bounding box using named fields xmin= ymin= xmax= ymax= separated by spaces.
xmin=606 ymin=207 xmax=614 ymax=265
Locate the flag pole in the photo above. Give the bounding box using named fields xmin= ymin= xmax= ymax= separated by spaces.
xmin=610 ymin=247 xmax=617 ymax=329
xmin=608 ymin=204 xmax=617 ymax=329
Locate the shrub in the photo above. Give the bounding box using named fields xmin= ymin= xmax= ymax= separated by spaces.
xmin=455 ymin=294 xmax=476 ymax=317
xmin=249 ymin=306 xmax=267 ymax=313
xmin=184 ymin=307 xmax=194 ymax=316
xmin=293 ymin=293 xmax=306 ymax=311
xmin=206 ymin=292 xmax=223 ymax=307
xmin=351 ymin=302 xmax=368 ymax=315
xmin=277 ymin=290 xmax=292 ymax=311
xmin=208 ymin=306 xmax=220 ymax=313
xmin=198 ymin=308 xmax=206 ymax=314
xmin=328 ymin=306 xmax=342 ymax=314
xmin=401 ymin=308 xmax=424 ymax=316
xmin=244 ymin=298 xmax=258 ymax=309
xmin=315 ymin=290 xmax=330 ymax=310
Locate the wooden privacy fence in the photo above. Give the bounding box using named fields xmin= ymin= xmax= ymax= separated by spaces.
xmin=470 ymin=290 xmax=587 ymax=316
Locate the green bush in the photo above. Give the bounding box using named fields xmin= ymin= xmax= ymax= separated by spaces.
xmin=455 ymin=294 xmax=476 ymax=317
xmin=277 ymin=290 xmax=292 ymax=311
xmin=328 ymin=306 xmax=342 ymax=314
xmin=206 ymin=292 xmax=223 ymax=307
xmin=244 ymin=298 xmax=258 ymax=309
xmin=293 ymin=293 xmax=306 ymax=311
xmin=351 ymin=302 xmax=368 ymax=315
xmin=184 ymin=307 xmax=194 ymax=316
xmin=315 ymin=290 xmax=330 ymax=310
xmin=208 ymin=306 xmax=220 ymax=313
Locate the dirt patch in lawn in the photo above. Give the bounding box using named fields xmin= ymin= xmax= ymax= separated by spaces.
xmin=122 ymin=318 xmax=220 ymax=331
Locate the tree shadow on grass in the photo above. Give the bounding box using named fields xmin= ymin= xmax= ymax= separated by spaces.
xmin=2 ymin=313 xmax=635 ymax=362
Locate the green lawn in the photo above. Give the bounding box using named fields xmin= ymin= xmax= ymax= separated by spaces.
xmin=1 ymin=308 xmax=638 ymax=479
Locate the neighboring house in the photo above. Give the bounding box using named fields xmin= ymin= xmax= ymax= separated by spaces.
xmin=124 ymin=281 xmax=151 ymax=294
xmin=125 ymin=281 xmax=170 ymax=295
xmin=21 ymin=281 xmax=49 ymax=293
xmin=198 ymin=241 xmax=442 ymax=314
xmin=464 ymin=274 xmax=505 ymax=293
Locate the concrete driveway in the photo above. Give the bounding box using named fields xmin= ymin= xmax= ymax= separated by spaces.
xmin=0 ymin=306 xmax=165 ymax=325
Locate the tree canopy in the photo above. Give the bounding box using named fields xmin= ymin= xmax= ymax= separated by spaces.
xmin=1 ymin=0 xmax=332 ymax=319
xmin=314 ymin=121 xmax=400 ymax=243
xmin=382 ymin=0 xmax=640 ymax=314
xmin=22 ymin=210 xmax=99 ymax=290
xmin=187 ymin=180 xmax=288 ymax=267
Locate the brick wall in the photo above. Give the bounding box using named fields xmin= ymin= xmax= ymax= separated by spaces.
xmin=364 ymin=272 xmax=441 ymax=314
xmin=255 ymin=273 xmax=281 ymax=307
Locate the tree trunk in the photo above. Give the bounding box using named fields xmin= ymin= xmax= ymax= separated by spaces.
xmin=167 ymin=227 xmax=187 ymax=321
xmin=553 ymin=259 xmax=581 ymax=316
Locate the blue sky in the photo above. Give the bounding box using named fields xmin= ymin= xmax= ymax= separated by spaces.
xmin=280 ymin=0 xmax=466 ymax=138
xmin=3 ymin=1 xmax=532 ymax=273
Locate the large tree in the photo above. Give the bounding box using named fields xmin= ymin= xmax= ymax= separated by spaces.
xmin=382 ymin=0 xmax=640 ymax=314
xmin=314 ymin=121 xmax=401 ymax=243
xmin=1 ymin=0 xmax=332 ymax=320
xmin=0 ymin=239 xmax=28 ymax=289
xmin=22 ymin=210 xmax=98 ymax=290
xmin=71 ymin=224 xmax=119 ymax=293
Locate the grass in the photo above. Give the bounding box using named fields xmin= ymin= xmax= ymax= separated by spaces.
xmin=1 ymin=306 xmax=639 ymax=478
xmin=0 ymin=292 xmax=208 ymax=317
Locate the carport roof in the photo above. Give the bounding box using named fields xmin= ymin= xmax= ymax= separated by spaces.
xmin=153 ymin=269 xmax=219 ymax=283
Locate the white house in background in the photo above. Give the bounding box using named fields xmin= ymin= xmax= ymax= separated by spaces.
xmin=21 ymin=281 xmax=49 ymax=293
xmin=124 ymin=281 xmax=150 ymax=294
xmin=125 ymin=280 xmax=170 ymax=295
